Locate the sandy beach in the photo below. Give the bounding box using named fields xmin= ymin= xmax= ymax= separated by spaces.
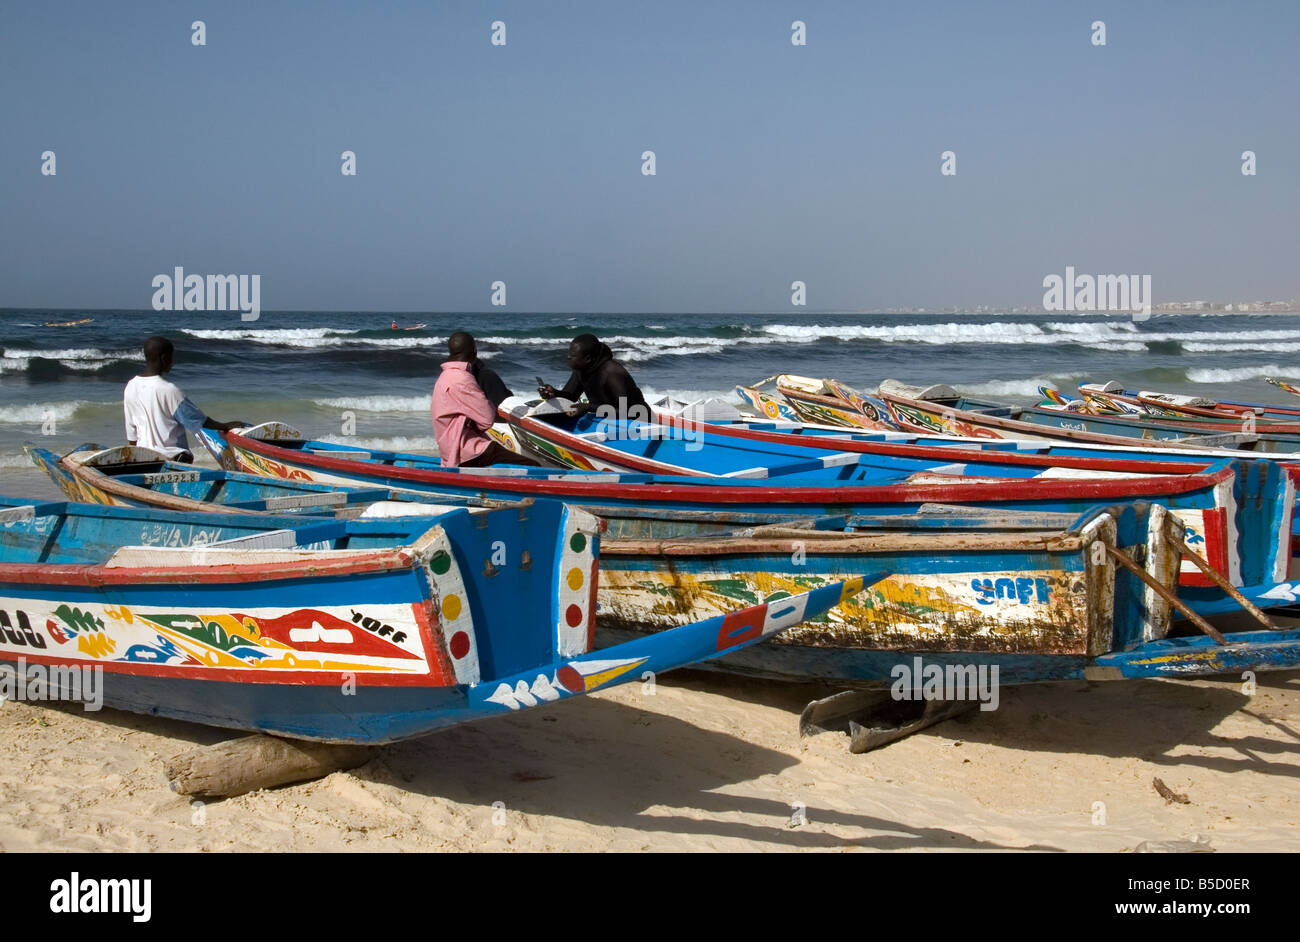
xmin=2 ymin=466 xmax=1298 ymax=853
xmin=2 ymin=657 xmax=1296 ymax=853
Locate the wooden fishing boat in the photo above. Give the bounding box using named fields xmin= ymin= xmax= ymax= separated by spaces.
xmin=734 ymin=378 xmax=802 ymax=422
xmin=1074 ymin=384 xmax=1300 ymax=432
xmin=47 ymin=441 xmax=1300 ymax=688
xmin=192 ymin=423 xmax=1299 ymax=607
xmin=876 ymin=379 xmax=1300 ymax=451
xmin=54 ymin=453 xmax=1300 ymax=687
xmin=42 ymin=317 xmax=93 ymax=327
xmin=27 ymin=443 xmax=413 ymax=516
xmin=1084 ymin=382 xmax=1300 ymax=423
xmin=0 ymin=496 xmax=865 ymax=742
xmin=755 ymin=374 xmax=899 ymax=431
xmin=24 ymin=444 xmax=1184 ymax=674
xmin=1269 ymin=378 xmax=1300 ymax=398
xmin=598 ymin=502 xmax=1194 ymax=686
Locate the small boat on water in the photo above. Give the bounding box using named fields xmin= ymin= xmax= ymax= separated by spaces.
xmin=0 ymin=496 xmax=865 ymax=742
xmin=42 ymin=317 xmax=93 ymax=327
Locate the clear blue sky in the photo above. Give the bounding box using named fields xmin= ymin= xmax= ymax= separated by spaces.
xmin=2 ymin=0 xmax=1297 ymax=312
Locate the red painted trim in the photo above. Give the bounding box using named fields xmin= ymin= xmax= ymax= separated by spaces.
xmin=228 ymin=433 xmax=1230 ymax=507
xmin=654 ymin=413 xmax=1211 ymax=476
xmin=1179 ymin=508 xmax=1229 ymax=588
xmin=412 ymin=596 xmax=457 ymax=684
xmin=0 ymin=650 xmax=445 ymax=686
xmin=586 ymin=557 xmax=599 ymax=651
xmin=0 ymin=549 xmax=414 ymax=588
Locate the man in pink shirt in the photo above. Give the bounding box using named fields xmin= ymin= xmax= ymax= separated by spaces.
xmin=432 ymin=332 xmax=538 ymax=468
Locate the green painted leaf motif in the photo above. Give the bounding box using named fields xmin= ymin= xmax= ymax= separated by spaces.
xmin=51 ymin=604 xmax=103 ymax=638
xmin=701 ymin=578 xmax=760 ymax=606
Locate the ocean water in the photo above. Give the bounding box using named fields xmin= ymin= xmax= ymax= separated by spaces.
xmin=3 ymin=307 xmax=1300 ymax=498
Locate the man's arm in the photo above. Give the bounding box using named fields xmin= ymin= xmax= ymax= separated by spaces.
xmin=203 ymin=417 xmax=247 ymax=433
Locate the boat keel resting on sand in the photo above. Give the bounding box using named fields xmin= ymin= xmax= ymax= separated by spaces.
xmin=0 ymin=497 xmax=868 ymax=743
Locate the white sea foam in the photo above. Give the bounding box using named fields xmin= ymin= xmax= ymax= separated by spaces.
xmin=182 ymin=328 xmax=360 ymax=342
xmin=959 ymin=374 xmax=1089 ymax=398
xmin=315 ymin=395 xmax=432 ymax=412
xmin=0 ymin=348 xmax=135 ymax=373
xmin=316 ymin=435 xmax=441 ymax=453
xmin=0 ymin=402 xmax=85 ymax=424
xmin=757 ymin=321 xmax=1145 ymax=348
xmin=1186 ymin=365 xmax=1300 ymax=383
xmin=1182 ymin=341 xmax=1300 ymax=353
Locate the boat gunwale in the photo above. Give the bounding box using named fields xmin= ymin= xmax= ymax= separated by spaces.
xmin=227 ymin=431 xmax=1237 ymax=505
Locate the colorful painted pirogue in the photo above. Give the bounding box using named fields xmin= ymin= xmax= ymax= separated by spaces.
xmin=1076 ymin=382 xmax=1300 ymax=423
xmin=180 ymin=423 xmax=1300 ymax=620
xmin=33 ymin=444 xmax=1300 ymax=689
xmin=24 ymin=445 xmax=1188 ymax=683
xmin=873 ymin=379 xmax=1300 ymax=451
xmin=0 ymin=496 xmax=867 ymax=743
xmin=27 ymin=444 xmax=409 ymax=516
xmin=736 ymin=375 xmax=899 ymax=431
xmin=598 ymin=502 xmax=1300 ymax=684
xmin=484 ymin=405 xmax=1300 ymax=599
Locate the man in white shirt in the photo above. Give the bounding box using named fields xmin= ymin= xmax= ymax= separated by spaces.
xmin=124 ymin=336 xmax=245 ymax=462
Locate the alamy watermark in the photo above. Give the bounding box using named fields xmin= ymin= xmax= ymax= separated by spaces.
xmin=1043 ymin=266 xmax=1151 ymax=320
xmin=889 ymin=656 xmax=999 ymax=711
xmin=152 ymin=267 xmax=261 ymax=321
xmin=0 ymin=657 xmax=103 ymax=711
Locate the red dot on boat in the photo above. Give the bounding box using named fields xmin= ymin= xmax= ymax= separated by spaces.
xmin=449 ymin=631 xmax=470 ymax=659
xmin=565 ymin=604 xmax=583 ymax=627
xmin=557 ymin=665 xmax=583 ymax=692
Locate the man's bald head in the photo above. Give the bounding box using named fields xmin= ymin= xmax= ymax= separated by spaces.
xmin=447 ymin=331 xmax=477 ymax=362
xmin=143 ymin=336 xmax=174 ymax=373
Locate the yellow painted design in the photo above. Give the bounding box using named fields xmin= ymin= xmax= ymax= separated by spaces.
xmin=567 ymin=567 xmax=584 ymax=591
xmin=77 ymin=632 xmax=116 ymax=658
xmin=580 ymin=657 xmax=648 ymax=690
xmin=600 ymin=566 xmax=1090 ymax=653
xmin=443 ymin=594 xmax=462 ymax=620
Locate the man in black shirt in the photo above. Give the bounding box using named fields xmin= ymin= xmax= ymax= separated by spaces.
xmin=537 ymin=334 xmax=650 ymax=421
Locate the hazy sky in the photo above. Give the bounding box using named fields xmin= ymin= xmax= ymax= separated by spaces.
xmin=2 ymin=1 xmax=1297 ymax=312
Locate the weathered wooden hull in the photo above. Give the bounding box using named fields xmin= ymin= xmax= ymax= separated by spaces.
xmin=0 ymin=497 xmax=861 ymax=742
xmin=594 ymin=504 xmax=1186 ymax=686
xmin=199 ymin=426 xmax=1277 ymax=594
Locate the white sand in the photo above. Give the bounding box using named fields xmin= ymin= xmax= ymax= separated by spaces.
xmin=1 ymin=665 xmax=1296 ymax=852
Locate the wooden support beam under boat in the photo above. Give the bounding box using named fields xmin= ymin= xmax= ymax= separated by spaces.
xmin=164 ymin=734 xmax=376 ymax=798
